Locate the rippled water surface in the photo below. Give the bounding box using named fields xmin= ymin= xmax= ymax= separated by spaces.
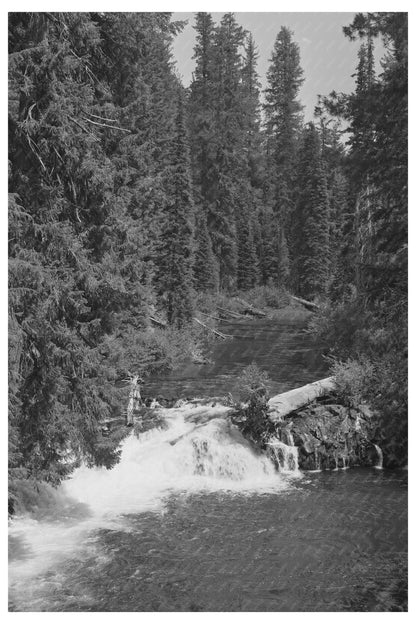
xmin=144 ymin=317 xmax=329 ymax=399
xmin=8 ymin=317 xmax=407 ymax=612
xmin=9 ymin=469 xmax=407 ymax=612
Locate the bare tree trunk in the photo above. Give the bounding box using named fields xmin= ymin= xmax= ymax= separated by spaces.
xmin=289 ymin=294 xmax=320 ymax=311
xmin=193 ymin=317 xmax=232 ymax=339
xmin=126 ymin=375 xmax=142 ymax=426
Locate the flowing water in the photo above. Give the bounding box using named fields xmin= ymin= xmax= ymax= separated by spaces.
xmin=144 ymin=317 xmax=329 ymax=400
xmin=8 ymin=317 xmax=408 ymax=612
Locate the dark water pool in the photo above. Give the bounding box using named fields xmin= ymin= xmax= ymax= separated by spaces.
xmin=9 ymin=469 xmax=407 ymax=612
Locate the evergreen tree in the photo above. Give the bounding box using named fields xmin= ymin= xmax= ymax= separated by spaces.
xmin=292 ymin=123 xmax=330 ymax=298
xmin=8 ymin=12 xmax=187 ymax=499
xmin=264 ymin=26 xmax=304 ymax=284
xmin=188 ymin=12 xmax=216 ymax=203
xmin=8 ymin=13 xmax=127 ymax=491
xmin=193 ymin=209 xmax=219 ymax=292
xmin=237 ymin=211 xmax=258 ymax=290
xmin=257 ymin=206 xmax=276 ymax=285
xmin=242 ymin=33 xmax=263 ymax=189
xmin=156 ymin=89 xmax=194 ymax=327
xmin=208 ymin=13 xmax=247 ymax=289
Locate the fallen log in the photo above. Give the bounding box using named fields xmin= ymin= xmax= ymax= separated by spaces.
xmin=289 ymin=294 xmax=320 ymax=311
xmin=198 ymin=310 xmax=223 ymax=322
xmin=169 ymin=408 xmax=234 ymax=445
xmin=193 ymin=317 xmax=232 ymax=339
xmin=234 ymin=297 xmax=267 ymax=317
xmin=217 ymin=306 xmax=246 ymax=319
xmin=149 ymin=315 xmax=167 ymax=327
xmin=268 ymin=377 xmax=336 ymax=422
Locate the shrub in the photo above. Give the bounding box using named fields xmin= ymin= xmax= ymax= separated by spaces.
xmin=232 ymin=364 xmax=275 ymax=446
xmin=102 ymin=322 xmax=208 ymax=381
xmin=307 ymin=298 xmax=374 ymax=357
xmin=234 ymin=362 xmax=270 ymax=404
xmin=242 ymin=285 xmax=289 ymax=309
xmin=332 ymin=357 xmax=376 ymax=407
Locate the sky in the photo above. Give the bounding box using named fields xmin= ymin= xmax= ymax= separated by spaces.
xmin=172 ymin=12 xmax=384 ymax=122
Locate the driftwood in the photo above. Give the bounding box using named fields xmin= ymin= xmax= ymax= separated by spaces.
xmin=217 ymin=306 xmax=246 ymax=319
xmin=169 ymin=406 xmax=234 ymax=445
xmin=289 ymin=294 xmax=320 ymax=312
xmin=234 ymin=297 xmax=267 ymax=317
xmin=169 ymin=422 xmax=208 ymax=446
xmin=268 ymin=377 xmax=336 ymax=422
xmin=199 ymin=310 xmax=223 ymax=322
xmin=149 ymin=315 xmax=167 ymax=328
xmin=193 ymin=317 xmax=232 ymax=339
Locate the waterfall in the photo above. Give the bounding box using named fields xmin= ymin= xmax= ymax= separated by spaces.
xmin=373 ymin=444 xmax=383 ymax=469
xmin=266 ymin=438 xmax=299 ymax=472
xmin=284 ymin=429 xmax=295 ymax=447
xmin=9 ymin=403 xmax=294 ymax=590
xmin=314 ymin=448 xmax=321 ymax=471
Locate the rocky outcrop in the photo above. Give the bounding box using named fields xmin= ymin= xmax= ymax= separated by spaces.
xmin=274 ymin=402 xmax=380 ymax=470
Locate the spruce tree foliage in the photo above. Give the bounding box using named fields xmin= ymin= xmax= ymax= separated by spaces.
xmin=189 ymin=14 xmax=264 ymax=292
xmin=155 ymin=89 xmax=195 ymax=327
xmin=314 ymin=100 xmax=350 ymax=298
xmin=264 ymin=26 xmax=304 ymax=285
xmin=241 ymin=34 xmax=263 ymax=190
xmin=237 ymin=212 xmax=259 ymax=290
xmin=8 ymin=12 xmax=187 ymax=498
xmin=188 ymin=12 xmax=216 ymax=203
xmin=188 ymin=12 xmax=220 ymax=291
xmin=193 ymin=210 xmax=219 ymax=292
xmin=292 ymin=123 xmax=330 ymax=299
xmin=323 ymin=13 xmax=407 ymax=307
xmin=208 ymin=13 xmax=248 ymax=289
xmin=9 ymin=13 xmax=125 ymax=490
xmin=317 ymin=13 xmax=407 ymax=465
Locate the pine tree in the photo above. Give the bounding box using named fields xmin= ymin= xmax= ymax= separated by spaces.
xmin=242 ymin=33 xmax=263 ymax=189
xmin=292 ymin=123 xmax=330 ymax=298
xmin=257 ymin=206 xmax=276 ymax=285
xmin=237 ymin=211 xmax=258 ymax=290
xmin=208 ymin=13 xmax=247 ymax=289
xmin=156 ymin=89 xmax=194 ymax=327
xmin=8 ymin=12 xmax=187 ymax=498
xmin=8 ymin=13 xmax=127 ymax=489
xmin=264 ymin=26 xmax=304 ymax=285
xmin=188 ymin=12 xmax=216 ymax=203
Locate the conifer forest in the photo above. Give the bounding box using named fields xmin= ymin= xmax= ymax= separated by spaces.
xmin=8 ymin=13 xmax=407 ymax=509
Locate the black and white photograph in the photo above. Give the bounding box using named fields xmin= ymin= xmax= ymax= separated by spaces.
xmin=7 ymin=2 xmax=409 ymax=613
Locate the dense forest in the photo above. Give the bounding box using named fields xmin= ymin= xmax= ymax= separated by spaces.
xmin=8 ymin=12 xmax=407 ymax=505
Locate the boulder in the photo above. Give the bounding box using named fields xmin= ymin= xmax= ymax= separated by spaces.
xmin=274 ymin=402 xmax=378 ymax=470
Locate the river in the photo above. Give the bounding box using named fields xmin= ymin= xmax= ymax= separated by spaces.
xmin=8 ymin=317 xmax=408 ymax=612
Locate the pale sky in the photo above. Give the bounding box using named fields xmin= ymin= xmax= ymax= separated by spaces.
xmin=172 ymin=12 xmax=384 ymax=121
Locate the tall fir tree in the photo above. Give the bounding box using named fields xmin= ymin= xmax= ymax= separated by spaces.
xmin=155 ymin=89 xmax=194 ymax=327
xmin=292 ymin=123 xmax=330 ymax=298
xmin=188 ymin=12 xmax=216 ymax=201
xmin=241 ymin=33 xmax=263 ymax=189
xmin=208 ymin=13 xmax=247 ymax=289
xmin=264 ymin=26 xmax=304 ymax=286
xmin=8 ymin=12 xmax=188 ymax=501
